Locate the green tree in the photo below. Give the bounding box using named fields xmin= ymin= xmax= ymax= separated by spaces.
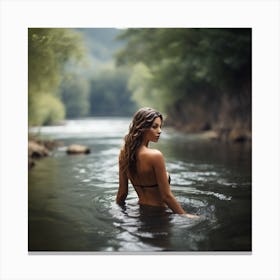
xmin=60 ymin=75 xmax=90 ymax=118
xmin=116 ymin=28 xmax=251 ymax=131
xmin=34 ymin=94 xmax=66 ymax=126
xmin=28 ymin=28 xmax=85 ymax=125
xmin=89 ymin=67 xmax=136 ymax=116
xmin=127 ymin=62 xmax=164 ymax=111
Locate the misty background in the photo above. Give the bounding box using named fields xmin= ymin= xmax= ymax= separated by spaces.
xmin=28 ymin=28 xmax=251 ymax=141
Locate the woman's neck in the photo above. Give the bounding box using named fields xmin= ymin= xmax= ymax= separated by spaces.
xmin=141 ymin=139 xmax=150 ymax=147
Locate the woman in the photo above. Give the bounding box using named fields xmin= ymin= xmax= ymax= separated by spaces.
xmin=116 ymin=107 xmax=198 ymax=218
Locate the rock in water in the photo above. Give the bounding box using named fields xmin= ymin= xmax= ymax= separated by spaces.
xmin=66 ymin=144 xmax=91 ymax=155
xmin=228 ymin=129 xmax=250 ymax=142
xmin=28 ymin=141 xmax=50 ymax=158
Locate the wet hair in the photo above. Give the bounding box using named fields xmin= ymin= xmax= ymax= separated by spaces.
xmin=119 ymin=107 xmax=163 ymax=177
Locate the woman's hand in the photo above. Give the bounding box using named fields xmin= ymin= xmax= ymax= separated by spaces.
xmin=184 ymin=213 xmax=200 ymax=219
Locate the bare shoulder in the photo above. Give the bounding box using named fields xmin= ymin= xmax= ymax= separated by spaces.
xmin=146 ymin=148 xmax=164 ymax=162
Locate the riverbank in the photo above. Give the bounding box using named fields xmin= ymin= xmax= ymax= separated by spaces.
xmin=28 ymin=134 xmax=63 ymax=169
xmin=197 ymin=128 xmax=251 ymax=142
xmin=28 ymin=116 xmax=251 ymax=170
xmin=28 ymin=134 xmax=91 ymax=169
xmin=166 ymin=122 xmax=251 ymax=143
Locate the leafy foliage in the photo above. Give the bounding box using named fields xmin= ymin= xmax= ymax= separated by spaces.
xmin=60 ymin=75 xmax=90 ymax=118
xmin=116 ymin=28 xmax=251 ymax=131
xmin=28 ymin=28 xmax=85 ymax=125
xmin=89 ymin=67 xmax=136 ymax=116
xmin=128 ymin=62 xmax=164 ymax=111
xmin=33 ymin=94 xmax=65 ymax=126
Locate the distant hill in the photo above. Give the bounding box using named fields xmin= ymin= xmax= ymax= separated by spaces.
xmin=75 ymin=28 xmax=124 ymax=73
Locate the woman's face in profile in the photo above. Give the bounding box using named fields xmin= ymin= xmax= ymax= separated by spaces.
xmin=144 ymin=117 xmax=162 ymax=143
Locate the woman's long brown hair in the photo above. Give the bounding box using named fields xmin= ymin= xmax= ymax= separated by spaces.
xmin=119 ymin=107 xmax=163 ymax=177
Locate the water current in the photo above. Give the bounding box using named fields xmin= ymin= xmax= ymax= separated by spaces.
xmin=28 ymin=118 xmax=251 ymax=252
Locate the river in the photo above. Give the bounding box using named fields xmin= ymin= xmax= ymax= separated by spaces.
xmin=28 ymin=117 xmax=251 ymax=252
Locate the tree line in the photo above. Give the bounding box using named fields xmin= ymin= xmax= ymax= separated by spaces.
xmin=116 ymin=28 xmax=251 ymax=133
xmin=28 ymin=28 xmax=135 ymax=126
xmin=28 ymin=28 xmax=82 ymax=125
xmin=29 ymin=28 xmax=251 ymax=137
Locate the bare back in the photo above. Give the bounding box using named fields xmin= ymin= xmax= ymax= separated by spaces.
xmin=129 ymin=147 xmax=168 ymax=207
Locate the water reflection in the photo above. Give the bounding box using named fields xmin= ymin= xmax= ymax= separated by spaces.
xmin=111 ymin=201 xmax=172 ymax=251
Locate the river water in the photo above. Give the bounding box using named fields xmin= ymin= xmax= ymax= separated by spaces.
xmin=28 ymin=117 xmax=251 ymax=252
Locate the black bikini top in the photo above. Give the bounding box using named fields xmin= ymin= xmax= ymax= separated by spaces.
xmin=134 ymin=174 xmax=171 ymax=188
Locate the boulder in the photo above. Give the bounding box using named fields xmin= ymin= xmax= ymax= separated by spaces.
xmin=228 ymin=129 xmax=250 ymax=142
xmin=201 ymin=130 xmax=219 ymax=140
xmin=66 ymin=144 xmax=90 ymax=155
xmin=28 ymin=141 xmax=50 ymax=158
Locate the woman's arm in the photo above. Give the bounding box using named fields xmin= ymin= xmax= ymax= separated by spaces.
xmin=152 ymin=151 xmax=186 ymax=214
xmin=116 ymin=164 xmax=128 ymax=205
